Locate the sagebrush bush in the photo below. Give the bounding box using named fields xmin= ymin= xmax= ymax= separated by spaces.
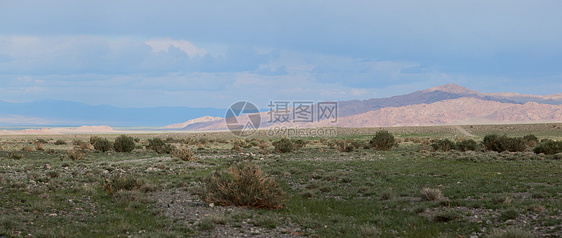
xmin=533 ymin=140 xmax=562 ymax=155
xmin=91 ymin=136 xmax=112 ymax=152
xmin=335 ymin=139 xmax=354 ymax=152
xmin=54 ymin=139 xmax=67 ymax=145
xmin=67 ymin=149 xmax=85 ymax=160
xmin=431 ymin=139 xmax=458 ymax=152
xmin=523 ymin=134 xmax=539 ymax=147
xmin=114 ymin=135 xmax=135 ymax=153
xmin=172 ymin=147 xmax=196 ymax=161
xmin=21 ymin=146 xmax=33 ymax=152
xmin=482 ymin=134 xmax=526 ymax=152
xmin=420 ymin=188 xmax=443 ymax=201
xmin=273 ymin=138 xmax=294 ymax=153
xmin=456 ymin=139 xmax=479 ymax=151
xmin=370 ymin=130 xmax=396 ymax=151
xmin=36 ymin=138 xmax=48 ymax=144
xmin=103 ymin=173 xmax=145 ymax=196
xmin=148 ymin=138 xmax=174 ymax=154
xmin=35 ymin=143 xmax=44 ymax=151
xmin=9 ymin=152 xmax=23 ymax=160
xmin=204 ymin=161 xmax=286 ymax=209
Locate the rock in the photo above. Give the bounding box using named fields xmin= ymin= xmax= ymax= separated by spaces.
xmin=44 ymin=164 xmax=51 ymax=169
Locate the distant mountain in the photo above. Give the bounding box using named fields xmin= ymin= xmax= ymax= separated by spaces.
xmin=168 ymin=83 xmax=562 ymax=131
xmin=336 ymin=83 xmax=519 ymax=117
xmin=0 ymin=100 xmax=225 ymax=127
xmin=164 ymin=116 xmax=223 ymax=129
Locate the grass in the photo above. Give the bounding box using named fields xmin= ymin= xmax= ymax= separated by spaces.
xmin=0 ymin=125 xmax=561 ymax=237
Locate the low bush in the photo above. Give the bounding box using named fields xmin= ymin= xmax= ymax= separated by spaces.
xmin=9 ymin=152 xmax=23 ymax=160
xmin=103 ymin=173 xmax=145 ymax=196
xmin=533 ymin=140 xmax=562 ymax=155
xmin=36 ymin=138 xmax=48 ymax=144
xmin=21 ymin=146 xmax=33 ymax=152
xmin=54 ymin=139 xmax=67 ymax=145
xmin=482 ymin=134 xmax=526 ymax=152
xmin=114 ymin=135 xmax=135 ymax=153
xmin=273 ymin=138 xmax=294 ymax=153
xmin=420 ymin=188 xmax=443 ymax=201
xmin=335 ymin=139 xmax=354 ymax=152
xmin=456 ymin=139 xmax=479 ymax=151
xmin=370 ymin=130 xmax=396 ymax=151
xmin=67 ymin=149 xmax=85 ymax=160
xmin=147 ymin=138 xmax=174 ymax=154
xmin=431 ymin=139 xmax=458 ymax=152
xmin=171 ymin=147 xmax=196 ymax=161
xmin=204 ymin=161 xmax=286 ymax=209
xmin=91 ymin=137 xmax=112 ymax=152
xmin=523 ymin=134 xmax=539 ymax=147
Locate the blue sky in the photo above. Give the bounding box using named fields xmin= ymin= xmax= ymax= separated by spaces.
xmin=1 ymin=0 xmax=561 ymax=109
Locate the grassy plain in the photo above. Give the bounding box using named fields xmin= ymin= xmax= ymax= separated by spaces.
xmin=1 ymin=123 xmax=561 ymax=237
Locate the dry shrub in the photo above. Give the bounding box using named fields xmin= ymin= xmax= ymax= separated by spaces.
xmin=67 ymin=149 xmax=85 ymax=160
xmin=9 ymin=152 xmax=23 ymax=160
xmin=172 ymin=147 xmax=196 ymax=161
xmin=103 ymin=173 xmax=145 ymax=196
xmin=420 ymin=188 xmax=443 ymax=201
xmin=21 ymin=146 xmax=33 ymax=152
xmin=35 ymin=143 xmax=44 ymax=151
xmin=204 ymin=161 xmax=286 ymax=209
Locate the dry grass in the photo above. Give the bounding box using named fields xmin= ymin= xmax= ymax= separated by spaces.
xmin=420 ymin=188 xmax=443 ymax=201
xmin=204 ymin=161 xmax=287 ymax=209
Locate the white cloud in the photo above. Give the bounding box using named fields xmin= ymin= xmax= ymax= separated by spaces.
xmin=145 ymin=39 xmax=207 ymax=58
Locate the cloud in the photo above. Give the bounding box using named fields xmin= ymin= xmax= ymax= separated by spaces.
xmin=145 ymin=39 xmax=207 ymax=57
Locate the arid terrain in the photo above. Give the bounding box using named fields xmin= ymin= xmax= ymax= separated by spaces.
xmin=1 ymin=124 xmax=561 ymax=237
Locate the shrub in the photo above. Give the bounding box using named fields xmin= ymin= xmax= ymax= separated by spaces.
xmin=370 ymin=130 xmax=396 ymax=151
xmin=522 ymin=134 xmax=539 ymax=147
xmin=54 ymin=139 xmax=67 ymax=145
xmin=204 ymin=161 xmax=286 ymax=209
xmin=431 ymin=139 xmax=458 ymax=152
xmin=9 ymin=152 xmax=23 ymax=160
xmin=72 ymin=139 xmax=84 ymax=146
xmin=67 ymin=149 xmax=85 ymax=160
xmin=92 ymin=137 xmax=112 ymax=152
xmin=21 ymin=146 xmax=33 ymax=152
xmin=456 ymin=139 xmax=479 ymax=151
xmin=335 ymin=139 xmax=354 ymax=152
xmin=533 ymin=140 xmax=562 ymax=155
xmin=500 ymin=207 xmax=520 ymax=221
xmin=273 ymin=138 xmax=294 ymax=153
xmin=147 ymin=138 xmax=174 ymax=154
xmin=103 ymin=174 xmax=145 ymax=196
xmin=293 ymin=139 xmax=307 ymax=148
xmin=36 ymin=138 xmax=48 ymax=144
xmin=487 ymin=228 xmax=534 ymax=238
xmin=35 ymin=143 xmax=44 ymax=151
xmin=433 ymin=209 xmax=459 ymax=222
xmin=420 ymin=188 xmax=443 ymax=201
xmin=482 ymin=134 xmax=526 ymax=152
xmin=114 ymin=135 xmax=135 ymax=153
xmin=172 ymin=147 xmax=196 ymax=161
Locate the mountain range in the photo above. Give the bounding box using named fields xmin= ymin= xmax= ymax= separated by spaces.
xmin=170 ymin=84 xmax=562 ymax=131
xmin=0 ymin=100 xmax=224 ymax=127
xmin=1 ymin=84 xmax=560 ymax=129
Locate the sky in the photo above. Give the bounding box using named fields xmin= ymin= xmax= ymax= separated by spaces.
xmin=0 ymin=0 xmax=561 ymax=109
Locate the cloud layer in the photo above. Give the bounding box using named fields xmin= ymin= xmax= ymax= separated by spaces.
xmin=0 ymin=1 xmax=561 ymax=108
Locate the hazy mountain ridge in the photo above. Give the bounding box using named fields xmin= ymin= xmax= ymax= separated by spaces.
xmin=0 ymin=100 xmax=225 ymax=127
xmin=171 ymin=84 xmax=562 ymax=130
